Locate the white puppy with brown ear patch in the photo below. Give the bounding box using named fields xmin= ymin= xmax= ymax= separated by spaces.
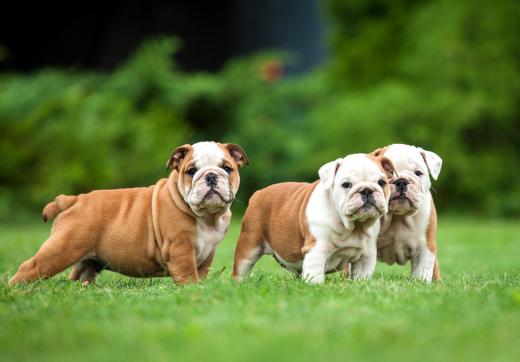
xmin=232 ymin=154 xmax=395 ymax=284
xmin=372 ymin=144 xmax=442 ymax=282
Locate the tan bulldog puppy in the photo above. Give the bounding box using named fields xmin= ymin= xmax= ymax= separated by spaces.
xmin=232 ymin=154 xmax=395 ymax=284
xmin=372 ymin=144 xmax=442 ymax=282
xmin=9 ymin=141 xmax=249 ymax=287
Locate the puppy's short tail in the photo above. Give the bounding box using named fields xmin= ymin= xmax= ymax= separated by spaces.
xmin=42 ymin=195 xmax=77 ymax=222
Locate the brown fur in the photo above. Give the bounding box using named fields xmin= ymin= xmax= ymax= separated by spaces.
xmin=232 ymin=181 xmax=318 ymax=278
xmin=232 ymin=155 xmax=394 ymax=278
xmin=42 ymin=195 xmax=77 ymax=222
xmin=367 ymin=154 xmax=395 ymax=181
xmin=167 ymin=143 xmax=246 ymax=200
xmin=9 ymin=143 xmax=245 ymax=287
xmin=370 ymin=147 xmax=389 ymax=158
xmin=426 ymin=200 xmax=440 ymax=281
xmin=233 ymin=181 xmax=318 ymax=276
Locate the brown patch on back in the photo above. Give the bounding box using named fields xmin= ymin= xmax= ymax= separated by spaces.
xmin=253 ymin=181 xmax=318 ymax=261
xmin=233 ymin=181 xmax=319 ymax=277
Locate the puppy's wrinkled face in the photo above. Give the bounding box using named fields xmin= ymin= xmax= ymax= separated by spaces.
xmin=167 ymin=142 xmax=249 ymax=215
xmin=319 ymin=154 xmax=394 ymax=224
xmin=375 ymin=144 xmax=442 ymax=216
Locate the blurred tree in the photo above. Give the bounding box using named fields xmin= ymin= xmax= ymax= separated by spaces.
xmin=326 ymin=0 xmax=421 ymax=88
xmin=1 ymin=0 xmax=520 ymax=217
xmin=320 ymin=0 xmax=520 ymax=215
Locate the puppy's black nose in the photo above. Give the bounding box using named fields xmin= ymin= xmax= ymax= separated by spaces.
xmin=205 ymin=173 xmax=218 ymax=188
xmin=360 ymin=188 xmax=373 ymax=196
xmin=360 ymin=188 xmax=374 ymax=202
xmin=394 ymin=178 xmax=408 ymax=193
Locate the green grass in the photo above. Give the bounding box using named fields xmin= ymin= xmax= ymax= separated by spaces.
xmin=1 ymin=216 xmax=519 ymax=362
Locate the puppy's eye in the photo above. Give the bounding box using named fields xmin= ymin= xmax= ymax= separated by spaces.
xmin=222 ymin=166 xmax=233 ymax=174
xmin=187 ymin=168 xmax=197 ymax=176
xmin=415 ymin=170 xmax=423 ymax=177
xmin=378 ymin=179 xmax=387 ymax=187
xmin=342 ymin=182 xmax=352 ymax=189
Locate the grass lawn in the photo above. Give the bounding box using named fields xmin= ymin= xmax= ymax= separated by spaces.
xmin=1 ymin=216 xmax=519 ymax=362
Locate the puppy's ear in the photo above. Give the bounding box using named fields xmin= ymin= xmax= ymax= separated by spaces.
xmin=370 ymin=146 xmax=387 ymax=158
xmin=370 ymin=148 xmax=383 ymax=157
xmin=166 ymin=144 xmax=192 ymax=171
xmin=226 ymin=143 xmax=250 ymax=168
xmin=419 ymin=148 xmax=442 ymax=180
xmin=318 ymin=158 xmax=343 ymax=189
xmin=379 ymin=157 xmax=396 ymax=179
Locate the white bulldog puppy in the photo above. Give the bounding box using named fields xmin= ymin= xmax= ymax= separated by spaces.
xmin=372 ymin=144 xmax=442 ymax=281
xmin=232 ymin=153 xmax=395 ymax=284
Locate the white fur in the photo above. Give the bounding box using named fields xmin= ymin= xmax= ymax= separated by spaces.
xmin=192 ymin=142 xmax=226 ymax=169
xmin=302 ymin=154 xmax=387 ymax=284
xmin=378 ymin=195 xmax=433 ymax=280
xmin=186 ymin=142 xmax=233 ymax=268
xmin=411 ymin=245 xmax=436 ymax=281
xmin=420 ymin=149 xmax=442 ymax=180
xmin=181 ymin=142 xmax=234 ymax=215
xmin=318 ymin=158 xmax=342 ymax=189
xmin=377 ymin=144 xmax=441 ymax=282
xmin=195 ymin=214 xmax=228 ymax=266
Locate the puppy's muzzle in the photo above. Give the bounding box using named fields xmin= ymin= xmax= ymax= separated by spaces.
xmin=359 ymin=188 xmax=375 ymax=204
xmin=345 ymin=183 xmax=385 ymax=218
xmin=393 ymin=178 xmax=409 ymax=194
xmin=205 ymin=172 xmax=218 ymax=189
xmin=388 ymin=175 xmax=421 ymax=211
xmin=202 ymin=171 xmax=234 ymax=204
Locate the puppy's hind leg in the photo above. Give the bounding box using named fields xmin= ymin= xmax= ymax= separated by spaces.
xmin=69 ymin=258 xmax=108 ymax=286
xmin=232 ymin=224 xmax=265 ymax=282
xmin=9 ymin=232 xmax=90 ymax=287
xmin=342 ymin=263 xmax=351 ymax=279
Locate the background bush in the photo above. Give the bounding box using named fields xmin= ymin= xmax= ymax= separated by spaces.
xmin=1 ymin=0 xmax=520 ymax=217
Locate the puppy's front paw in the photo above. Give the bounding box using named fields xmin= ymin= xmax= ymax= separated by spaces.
xmin=412 ymin=270 xmax=433 ymax=282
xmin=411 ymin=251 xmax=435 ymax=282
xmin=352 ymin=273 xmax=373 ymax=280
xmin=302 ymin=273 xmax=325 ymax=284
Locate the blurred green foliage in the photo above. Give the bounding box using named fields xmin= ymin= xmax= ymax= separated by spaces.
xmin=1 ymin=0 xmax=520 ymax=217
xmin=323 ymin=0 xmax=520 ymax=215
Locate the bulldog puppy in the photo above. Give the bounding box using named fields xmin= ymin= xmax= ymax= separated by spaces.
xmin=372 ymin=144 xmax=442 ymax=282
xmin=9 ymin=141 xmax=249 ymax=287
xmin=232 ymin=154 xmax=395 ymax=284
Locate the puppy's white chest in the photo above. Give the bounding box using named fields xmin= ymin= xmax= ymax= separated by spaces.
xmin=377 ymin=220 xmax=426 ymax=265
xmin=326 ymin=247 xmax=362 ymax=271
xmin=333 ymin=245 xmax=363 ymax=260
xmin=195 ymin=219 xmax=228 ymax=265
xmin=329 ymin=232 xmax=371 ymax=263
